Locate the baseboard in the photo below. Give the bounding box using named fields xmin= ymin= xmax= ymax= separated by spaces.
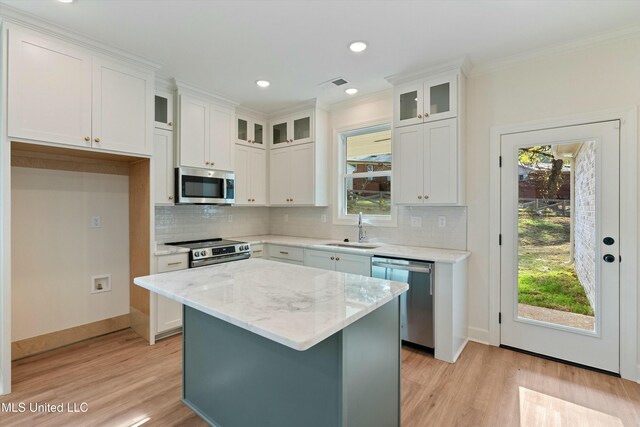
xmin=468 ymin=326 xmax=490 ymax=345
xmin=130 ymin=306 xmax=150 ymax=343
xmin=11 ymin=314 xmax=130 ymax=360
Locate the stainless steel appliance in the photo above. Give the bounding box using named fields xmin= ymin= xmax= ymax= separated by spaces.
xmin=372 ymin=257 xmax=434 ymax=348
xmin=167 ymin=238 xmax=251 ymax=268
xmin=175 ymin=167 xmax=235 ymax=204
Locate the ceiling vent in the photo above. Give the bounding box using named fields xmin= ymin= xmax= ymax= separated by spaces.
xmin=331 ymin=78 xmax=348 ymax=86
xmin=318 ymin=76 xmax=349 ymax=89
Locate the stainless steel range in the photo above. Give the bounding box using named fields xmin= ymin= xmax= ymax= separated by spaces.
xmin=167 ymin=238 xmax=251 ymax=268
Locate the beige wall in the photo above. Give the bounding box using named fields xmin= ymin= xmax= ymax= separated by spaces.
xmin=11 ymin=167 xmax=130 ymax=341
xmin=465 ymin=34 xmax=640 ymax=343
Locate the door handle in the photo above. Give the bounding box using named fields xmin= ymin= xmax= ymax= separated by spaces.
xmin=603 ymin=254 xmax=616 ymax=263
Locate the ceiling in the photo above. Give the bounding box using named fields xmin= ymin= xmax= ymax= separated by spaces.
xmin=1 ymin=0 xmax=639 ymax=113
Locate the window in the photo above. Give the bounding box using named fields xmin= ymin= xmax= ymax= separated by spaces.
xmin=335 ymin=124 xmax=395 ymax=225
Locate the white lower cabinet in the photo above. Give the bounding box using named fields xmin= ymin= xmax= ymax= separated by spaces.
xmin=250 ymin=244 xmax=265 ymax=258
xmin=266 ymin=244 xmax=304 ymax=265
xmin=155 ymin=252 xmax=188 ymax=337
xmin=304 ymin=249 xmax=371 ymax=276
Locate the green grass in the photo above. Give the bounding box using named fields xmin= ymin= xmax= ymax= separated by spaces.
xmin=346 ymin=198 xmax=390 ymax=215
xmin=518 ymin=213 xmax=594 ymax=316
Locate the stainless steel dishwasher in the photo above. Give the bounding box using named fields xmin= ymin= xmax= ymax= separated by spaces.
xmin=372 ymin=257 xmax=434 ymax=348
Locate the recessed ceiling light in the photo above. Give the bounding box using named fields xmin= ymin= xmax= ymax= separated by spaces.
xmin=256 ymin=80 xmax=270 ymax=88
xmin=57 ymin=0 xmax=74 ymax=3
xmin=345 ymin=88 xmax=358 ymax=95
xmin=349 ymin=41 xmax=367 ymax=53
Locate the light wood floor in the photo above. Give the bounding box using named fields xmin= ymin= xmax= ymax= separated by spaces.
xmin=1 ymin=329 xmax=639 ymax=426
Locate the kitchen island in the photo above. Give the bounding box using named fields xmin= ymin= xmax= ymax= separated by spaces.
xmin=134 ymin=258 xmax=408 ymax=427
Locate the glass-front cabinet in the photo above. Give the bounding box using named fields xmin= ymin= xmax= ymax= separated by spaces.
xmin=236 ymin=115 xmax=266 ymax=149
xmin=394 ymin=74 xmax=457 ymax=127
xmin=154 ymin=90 xmax=174 ymax=131
xmin=270 ymin=110 xmax=314 ymax=148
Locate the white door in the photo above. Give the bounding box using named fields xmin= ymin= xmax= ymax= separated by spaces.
xmin=92 ymin=58 xmax=153 ymax=155
xmin=234 ymin=145 xmax=250 ymax=205
xmin=423 ymin=75 xmax=457 ymax=122
xmin=209 ymin=106 xmax=234 ymax=171
xmin=304 ymin=249 xmax=336 ymax=270
xmin=269 ymin=148 xmax=291 ymax=205
xmin=289 ymin=144 xmax=315 ymax=205
xmin=335 ymin=254 xmax=371 ymax=276
xmin=179 ymin=95 xmax=209 ymax=168
xmin=423 ymin=118 xmax=457 ymax=204
xmin=394 ymin=125 xmax=424 ymax=204
xmin=250 ymin=149 xmax=267 ymax=205
xmin=153 ymin=129 xmax=174 ymax=205
xmin=500 ymin=121 xmax=620 ymax=373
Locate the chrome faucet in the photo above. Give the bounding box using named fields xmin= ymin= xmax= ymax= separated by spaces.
xmin=358 ymin=212 xmax=367 ymax=243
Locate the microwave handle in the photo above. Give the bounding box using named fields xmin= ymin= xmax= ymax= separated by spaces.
xmin=223 ymin=176 xmax=227 ymax=199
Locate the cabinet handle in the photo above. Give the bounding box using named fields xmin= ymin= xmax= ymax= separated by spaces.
xmin=251 ymin=198 xmax=255 ymax=202
xmin=253 ymin=250 xmax=263 ymax=254
xmin=424 ymin=195 xmax=429 ymax=200
xmin=84 ymin=136 xmax=90 ymax=142
xmin=168 ymin=121 xmax=173 ymax=126
xmin=94 ymin=137 xmax=100 ymax=143
xmin=205 ymin=161 xmax=209 ymax=165
xmin=211 ymin=162 xmax=215 ymax=166
xmin=330 ymin=256 xmax=335 ymax=260
xmin=336 ymin=257 xmax=340 ymax=261
xmin=418 ymin=195 xmax=422 ymax=199
xmin=279 ymin=251 xmax=289 ymax=255
xmin=168 ymin=196 xmax=174 ymax=200
xmin=290 ymin=198 xmax=293 ymax=202
xmin=417 ymin=114 xmax=422 ymax=119
xmin=167 ymin=261 xmax=183 ymax=266
xmin=248 ymin=198 xmax=251 ymax=202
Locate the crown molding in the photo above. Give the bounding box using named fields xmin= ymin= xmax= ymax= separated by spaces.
xmin=470 ymin=24 xmax=640 ymax=77
xmin=0 ymin=4 xmax=161 ymax=71
xmin=155 ymin=76 xmax=176 ymax=93
xmin=174 ymin=79 xmax=240 ymax=108
xmin=328 ymin=88 xmax=393 ymax=113
xmin=385 ymin=57 xmax=472 ymax=86
xmin=266 ymin=98 xmax=325 ymax=120
xmin=235 ymin=106 xmax=268 ymax=119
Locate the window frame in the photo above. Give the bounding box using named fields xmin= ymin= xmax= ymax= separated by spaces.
xmin=333 ymin=121 xmax=397 ymax=227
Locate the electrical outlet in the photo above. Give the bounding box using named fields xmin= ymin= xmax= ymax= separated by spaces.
xmin=321 ymin=214 xmax=327 ymax=223
xmin=284 ymin=214 xmax=289 ymax=223
xmin=91 ymin=275 xmax=111 ymax=294
xmin=438 ymin=216 xmax=447 ymax=227
xmin=410 ymin=216 xmax=422 ymax=227
xmin=91 ymin=216 xmax=101 ymax=228
xmin=228 ymin=214 xmax=233 ymax=223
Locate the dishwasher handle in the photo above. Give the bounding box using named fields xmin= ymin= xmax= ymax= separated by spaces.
xmin=372 ymin=261 xmax=432 ymax=274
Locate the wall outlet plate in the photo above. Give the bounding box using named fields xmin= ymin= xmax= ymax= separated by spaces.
xmin=321 ymin=214 xmax=327 ymax=223
xmin=438 ymin=216 xmax=447 ymax=227
xmin=410 ymin=216 xmax=422 ymax=227
xmin=91 ymin=216 xmax=101 ymax=228
xmin=228 ymin=214 xmax=233 ymax=223
xmin=91 ymin=274 xmax=111 ymax=294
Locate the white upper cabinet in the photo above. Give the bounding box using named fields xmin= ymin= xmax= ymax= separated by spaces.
xmin=155 ymin=91 xmax=174 ymax=130
xmin=7 ymin=27 xmax=154 ymax=156
xmin=269 ymin=109 xmax=314 ymax=148
xmin=270 ymin=142 xmax=317 ymax=206
xmin=395 ymin=118 xmax=459 ymax=205
xmin=236 ymin=115 xmax=266 ymax=149
xmin=177 ymin=94 xmax=234 ymax=171
xmin=394 ymin=74 xmax=457 ymax=128
xmin=235 ymin=145 xmax=266 ymax=205
xmin=154 ymin=128 xmax=175 ymax=205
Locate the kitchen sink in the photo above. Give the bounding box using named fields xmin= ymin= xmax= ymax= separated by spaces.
xmin=325 ymin=243 xmax=381 ymax=249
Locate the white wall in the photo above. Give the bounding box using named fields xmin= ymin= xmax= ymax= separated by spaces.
xmin=11 ymin=167 xmax=130 ymax=341
xmin=465 ymin=34 xmax=640 ymax=347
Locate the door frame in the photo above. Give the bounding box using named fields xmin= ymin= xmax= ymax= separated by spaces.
xmin=488 ymin=107 xmax=638 ymax=381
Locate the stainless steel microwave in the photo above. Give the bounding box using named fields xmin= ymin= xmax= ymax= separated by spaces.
xmin=175 ymin=167 xmax=235 ymax=204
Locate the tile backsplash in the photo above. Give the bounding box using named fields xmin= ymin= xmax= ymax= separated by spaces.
xmin=156 ymin=204 xmax=466 ymax=251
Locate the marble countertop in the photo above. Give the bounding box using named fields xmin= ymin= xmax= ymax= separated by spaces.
xmin=134 ymin=258 xmax=408 ymax=351
xmin=229 ymin=235 xmax=470 ymax=263
xmin=155 ymin=244 xmax=190 ymax=256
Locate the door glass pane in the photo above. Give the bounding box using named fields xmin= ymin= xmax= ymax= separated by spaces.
xmin=237 ymin=118 xmax=248 ymax=141
xmin=399 ymin=90 xmax=418 ymax=121
xmin=517 ymin=142 xmax=596 ymax=331
xmin=155 ymin=95 xmax=168 ymax=123
xmin=254 ymin=123 xmax=263 ymax=145
xmin=429 ymin=83 xmax=450 ymax=115
xmin=293 ymin=117 xmax=310 ymax=140
xmin=345 ymin=175 xmax=391 ymax=216
xmin=272 ymin=122 xmax=288 ymax=144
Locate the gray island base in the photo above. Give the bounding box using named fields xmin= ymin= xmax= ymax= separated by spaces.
xmin=183 ymin=298 xmax=400 ymax=427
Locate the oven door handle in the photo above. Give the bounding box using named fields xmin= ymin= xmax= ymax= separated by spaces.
xmin=371 ymin=261 xmax=432 ymax=274
xmin=191 ymin=253 xmax=250 ymax=267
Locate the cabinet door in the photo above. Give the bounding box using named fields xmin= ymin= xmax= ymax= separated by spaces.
xmin=335 ymin=253 xmax=371 ymax=276
xmin=250 ymin=148 xmax=267 ymax=205
xmin=154 ymin=129 xmax=175 ymax=205
xmin=394 ymin=82 xmax=423 ymax=128
xmin=209 ymin=106 xmax=234 ymax=171
xmin=304 ymin=249 xmax=336 ymax=271
xmin=92 ymin=58 xmax=153 ymax=155
xmin=252 ymin=120 xmax=266 ymax=148
xmin=155 ymin=91 xmax=174 ymax=130
xmin=269 ymin=149 xmax=291 ymax=205
xmin=394 ymin=125 xmax=425 ymax=204
xmin=236 ymin=115 xmax=250 ymax=146
xmin=289 ymin=144 xmax=315 ymax=205
xmin=271 ymin=118 xmax=289 ymax=148
xmin=424 ymin=75 xmax=457 ymax=122
xmin=290 ymin=111 xmax=314 ymax=145
xmin=8 ymin=29 xmax=92 ymax=147
xmin=178 ymin=95 xmax=209 ymax=168
xmin=423 ymin=118 xmax=458 ymax=204
xmin=157 ymin=296 xmax=183 ymax=333
xmin=234 ymin=145 xmax=251 ymax=205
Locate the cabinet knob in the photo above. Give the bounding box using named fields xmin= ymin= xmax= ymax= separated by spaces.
xmin=168 ymin=196 xmax=174 ymax=200
xmin=168 ymin=122 xmax=173 ymax=126
xmin=330 ymin=256 xmax=335 ymax=260
xmin=248 ymin=198 xmax=251 ymax=202
xmin=251 ymin=198 xmax=255 ymax=202
xmin=424 ymin=195 xmax=429 ymax=200
xmin=289 ymin=139 xmax=293 ymax=143
xmin=418 ymin=195 xmax=422 ymax=199
xmin=417 ymin=114 xmax=422 ymax=119
xmin=424 ymin=113 xmax=430 ymax=117
xmin=336 ymin=257 xmax=340 ymax=261
xmin=84 ymin=136 xmax=90 ymax=142
xmin=211 ymin=162 xmax=215 ymax=166
xmin=94 ymin=137 xmax=100 ymax=143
